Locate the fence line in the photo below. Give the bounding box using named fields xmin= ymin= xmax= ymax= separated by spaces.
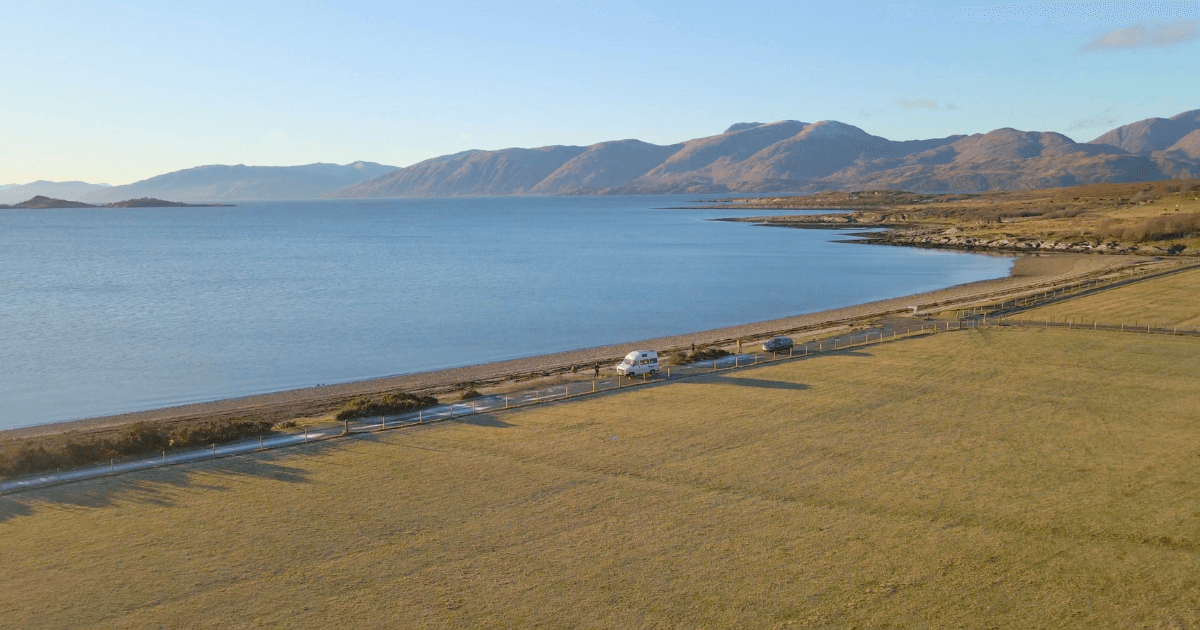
xmin=6 ymin=263 xmax=1197 ymax=495
xmin=0 ymin=319 xmax=964 ymax=495
xmin=955 ymin=260 xmax=1198 ymax=321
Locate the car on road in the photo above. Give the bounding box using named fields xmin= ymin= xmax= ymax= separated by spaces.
xmin=762 ymin=336 xmax=794 ymax=352
xmin=616 ymin=350 xmax=659 ymax=376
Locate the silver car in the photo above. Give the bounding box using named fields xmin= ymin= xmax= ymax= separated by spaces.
xmin=762 ymin=336 xmax=794 ymax=352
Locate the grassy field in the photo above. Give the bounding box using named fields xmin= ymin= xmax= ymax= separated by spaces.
xmin=2 ymin=325 xmax=1198 ymax=628
xmin=1019 ymin=268 xmax=1200 ymax=329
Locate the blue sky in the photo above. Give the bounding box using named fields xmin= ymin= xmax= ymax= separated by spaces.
xmin=2 ymin=0 xmax=1197 ymax=184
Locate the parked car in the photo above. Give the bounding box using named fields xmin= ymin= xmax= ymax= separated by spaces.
xmin=762 ymin=336 xmax=794 ymax=352
xmin=616 ymin=350 xmax=659 ymax=376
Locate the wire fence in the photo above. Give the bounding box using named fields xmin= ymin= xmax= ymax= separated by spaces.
xmin=1 ymin=319 xmax=957 ymax=495
xmin=5 ymin=259 xmax=1197 ymax=496
xmin=954 ymin=259 xmax=1199 ymax=320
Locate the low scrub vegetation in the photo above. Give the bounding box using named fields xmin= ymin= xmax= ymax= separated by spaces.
xmin=333 ymin=392 xmax=438 ymax=421
xmin=0 ymin=417 xmax=275 ymax=478
xmin=1094 ymin=212 xmax=1200 ymax=243
xmin=670 ymin=347 xmax=731 ymax=364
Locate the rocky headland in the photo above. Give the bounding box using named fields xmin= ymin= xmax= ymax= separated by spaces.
xmin=716 ymin=180 xmax=1200 ymax=257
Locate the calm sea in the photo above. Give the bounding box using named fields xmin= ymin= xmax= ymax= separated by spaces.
xmin=0 ymin=196 xmax=1012 ymax=429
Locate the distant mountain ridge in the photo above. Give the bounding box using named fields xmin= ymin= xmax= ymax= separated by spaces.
xmin=0 ymin=180 xmax=111 ymax=204
xmin=328 ymin=109 xmax=1200 ymax=197
xmin=82 ymin=161 xmax=398 ymax=202
xmin=3 ymin=162 xmax=397 ymax=204
xmin=1088 ymin=109 xmax=1200 ymax=180
xmin=11 ymin=110 xmax=1200 ymax=201
xmin=1089 ymin=110 xmax=1200 ymax=155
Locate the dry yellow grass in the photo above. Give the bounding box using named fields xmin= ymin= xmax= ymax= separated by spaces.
xmin=2 ymin=327 xmax=1199 ymax=628
xmin=1021 ymin=268 xmax=1200 ymax=329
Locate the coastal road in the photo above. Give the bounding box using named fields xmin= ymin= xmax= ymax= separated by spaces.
xmin=11 ymin=298 xmax=1195 ymax=495
xmin=0 ymin=318 xmax=955 ymax=495
xmin=8 ymin=259 xmax=1198 ymax=494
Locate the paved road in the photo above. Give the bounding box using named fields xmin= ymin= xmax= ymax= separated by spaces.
xmin=10 ymin=254 xmax=1163 ymax=442
xmin=8 ymin=312 xmax=1193 ymax=496
xmin=1 ymin=320 xmax=947 ymax=495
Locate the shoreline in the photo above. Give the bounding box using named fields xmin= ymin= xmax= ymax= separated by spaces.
xmin=1 ymin=253 xmax=1149 ymax=441
xmin=730 ymin=216 xmax=1187 ymax=256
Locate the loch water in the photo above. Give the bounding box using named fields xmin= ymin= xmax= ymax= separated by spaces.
xmin=0 ymin=195 xmax=1013 ymax=428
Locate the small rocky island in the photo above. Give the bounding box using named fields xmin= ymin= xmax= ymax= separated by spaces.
xmin=0 ymin=195 xmax=234 ymax=209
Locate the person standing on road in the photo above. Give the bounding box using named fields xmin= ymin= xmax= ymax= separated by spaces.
xmin=594 ymin=364 xmax=600 ymax=378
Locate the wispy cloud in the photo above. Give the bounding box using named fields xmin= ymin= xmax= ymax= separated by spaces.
xmin=1081 ymin=20 xmax=1198 ymax=50
xmin=1067 ymin=108 xmax=1119 ymax=131
xmin=899 ymin=99 xmax=958 ymax=111
xmin=892 ymin=3 xmax=1200 ymax=33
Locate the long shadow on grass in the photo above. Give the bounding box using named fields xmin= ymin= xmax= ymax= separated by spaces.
xmin=0 ymin=443 xmax=325 ymax=524
xmin=708 ymin=377 xmax=811 ymax=391
xmin=450 ymin=414 xmax=514 ymax=428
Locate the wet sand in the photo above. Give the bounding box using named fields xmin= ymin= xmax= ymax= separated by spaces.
xmin=1 ymin=253 xmax=1148 ymax=440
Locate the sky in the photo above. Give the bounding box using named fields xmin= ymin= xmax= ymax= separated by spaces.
xmin=2 ymin=0 xmax=1198 ymax=185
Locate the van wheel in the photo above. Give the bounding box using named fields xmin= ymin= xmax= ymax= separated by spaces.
xmin=650 ymin=370 xmax=659 ymax=376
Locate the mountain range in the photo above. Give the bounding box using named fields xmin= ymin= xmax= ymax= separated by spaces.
xmin=0 ymin=180 xmax=113 ymax=204
xmin=329 ymin=110 xmax=1200 ymax=197
xmin=8 ymin=109 xmax=1199 ymax=202
xmin=0 ymin=162 xmax=396 ymax=204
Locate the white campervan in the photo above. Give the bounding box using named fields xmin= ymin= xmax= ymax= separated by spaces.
xmin=616 ymin=350 xmax=659 ymax=377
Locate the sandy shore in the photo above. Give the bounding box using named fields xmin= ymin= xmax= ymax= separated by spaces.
xmin=1 ymin=253 xmax=1150 ymax=440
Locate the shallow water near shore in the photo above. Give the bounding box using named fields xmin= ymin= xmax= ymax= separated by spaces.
xmin=0 ymin=196 xmax=1012 ymax=428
